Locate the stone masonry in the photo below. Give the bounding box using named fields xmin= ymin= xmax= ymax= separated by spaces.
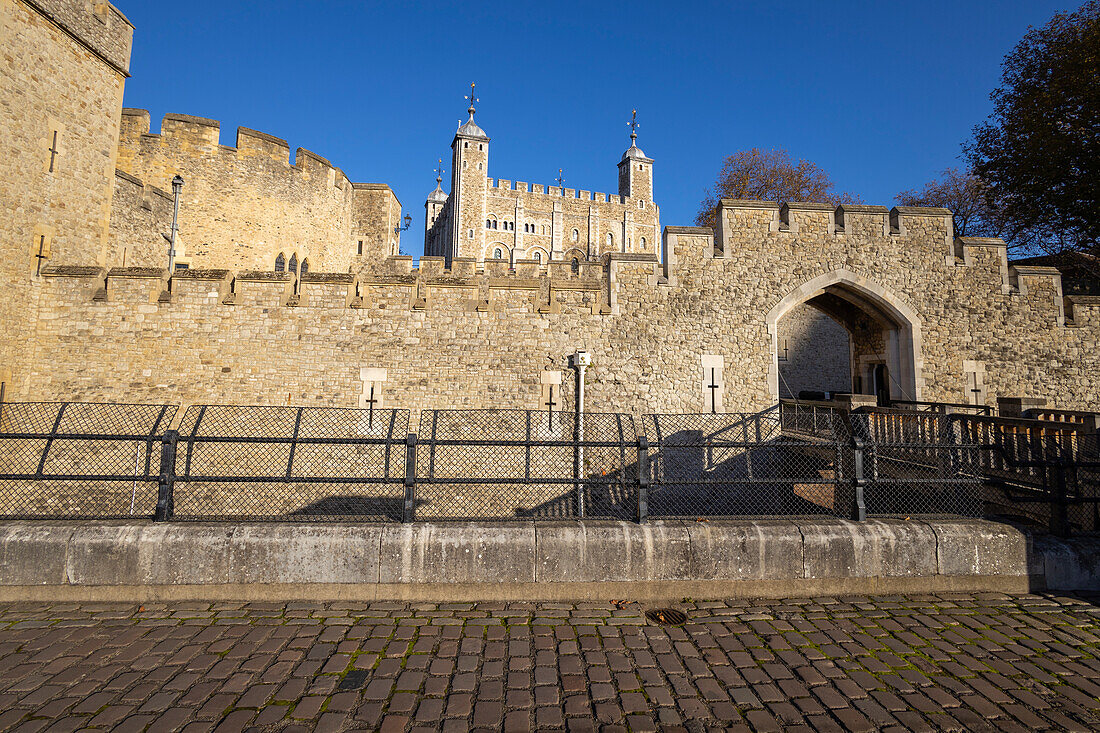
xmin=424 ymin=101 xmax=661 ymax=267
xmin=3 ymin=0 xmax=1100 ymax=417
xmin=114 ymin=109 xmax=403 ymax=273
xmin=0 ymin=0 xmax=132 ymax=400
xmin=777 ymin=304 xmax=851 ymax=398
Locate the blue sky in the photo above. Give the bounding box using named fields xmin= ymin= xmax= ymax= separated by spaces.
xmin=119 ymin=1 xmax=1076 ymax=258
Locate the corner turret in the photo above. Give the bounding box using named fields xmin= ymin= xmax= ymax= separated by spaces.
xmin=425 ymin=160 xmax=448 ymax=251
xmin=450 ymin=84 xmax=491 ymax=260
xmin=618 ymin=109 xmax=653 ymax=202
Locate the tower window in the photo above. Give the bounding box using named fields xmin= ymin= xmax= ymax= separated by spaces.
xmin=572 ymin=229 xmax=579 ymax=242
xmin=533 ymin=251 xmax=542 ymax=263
xmin=357 ymin=240 xmax=363 ymax=255
xmin=300 ymin=259 xmax=310 ymax=275
xmin=289 ymin=254 xmax=298 ymax=274
xmin=571 ymin=258 xmax=579 ymax=274
xmin=607 ymin=233 xmax=613 ymax=248
xmin=479 ymin=144 xmax=483 ymax=151
xmin=641 ymin=237 xmax=647 ymax=248
xmin=464 ymin=142 xmax=468 ymax=148
xmin=275 ymin=253 xmax=285 ymax=272
xmin=494 ymin=248 xmax=503 ymax=259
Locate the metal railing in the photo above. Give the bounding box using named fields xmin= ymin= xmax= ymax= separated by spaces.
xmin=411 ymin=410 xmax=638 ymax=520
xmin=645 ymin=408 xmax=851 ymax=518
xmin=887 ymin=399 xmax=995 ymax=416
xmin=167 ymin=405 xmax=409 ymax=521
xmin=849 ymin=409 xmax=984 ymax=519
xmin=0 ymin=402 xmax=177 ymax=518
xmin=0 ymin=401 xmax=1096 ymax=533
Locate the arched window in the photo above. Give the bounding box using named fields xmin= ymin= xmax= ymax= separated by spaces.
xmin=640 ymin=237 xmax=647 ymax=248
xmin=300 ymin=259 xmax=309 ymax=275
xmin=572 ymin=229 xmax=579 ymax=242
xmin=289 ymin=254 xmax=298 ymax=274
xmin=494 ymin=248 xmax=503 ymax=260
xmin=571 ymin=258 xmax=580 ymax=274
xmin=275 ymin=253 xmax=286 ymax=272
xmin=606 ymin=233 xmax=613 ymax=248
xmin=486 ymin=219 xmax=492 ymax=228
xmin=533 ymin=251 xmax=542 ymax=263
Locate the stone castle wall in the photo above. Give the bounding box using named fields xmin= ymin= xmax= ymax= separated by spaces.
xmin=777 ymin=305 xmax=850 ymax=397
xmin=478 ymin=180 xmax=661 ymax=263
xmin=426 ymin=125 xmax=660 ymax=265
xmin=352 ymin=183 xmax=402 ymax=267
xmin=0 ymin=0 xmax=131 ymax=395
xmin=105 ymin=169 xmax=173 ymax=267
xmin=14 ymin=205 xmax=1100 ymax=420
xmin=115 ymin=110 xmax=402 ymax=274
xmin=4 ymin=0 xmax=1098 ymax=418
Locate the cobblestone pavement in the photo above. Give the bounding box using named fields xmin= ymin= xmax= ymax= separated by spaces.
xmin=1 ymin=594 xmax=1100 ymax=732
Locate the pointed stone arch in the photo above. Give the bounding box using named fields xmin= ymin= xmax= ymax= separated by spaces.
xmin=765 ymin=269 xmax=924 ymax=402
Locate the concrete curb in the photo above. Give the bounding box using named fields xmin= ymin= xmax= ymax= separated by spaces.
xmin=0 ymin=518 xmax=1087 ymax=602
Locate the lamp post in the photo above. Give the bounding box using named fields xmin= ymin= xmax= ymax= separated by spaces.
xmin=393 ymin=214 xmax=412 ymax=235
xmin=168 ymin=175 xmax=184 ymax=272
xmin=569 ymin=350 xmax=591 ymax=517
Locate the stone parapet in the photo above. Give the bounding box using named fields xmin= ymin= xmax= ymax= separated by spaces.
xmin=27 ymin=0 xmax=133 ymax=75
xmin=0 ymin=518 xmax=1069 ymax=602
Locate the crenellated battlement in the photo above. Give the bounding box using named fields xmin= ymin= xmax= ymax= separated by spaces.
xmin=488 ymin=178 xmax=629 ymax=205
xmin=37 ymin=250 xmax=632 ymax=316
xmin=717 ymin=199 xmax=952 ymax=239
xmin=118 ymin=109 xmax=352 ymax=191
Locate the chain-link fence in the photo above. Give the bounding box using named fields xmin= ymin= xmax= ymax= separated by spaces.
xmin=645 ymin=408 xmax=851 ymax=518
xmin=170 ymin=405 xmax=409 ymax=521
xmin=951 ymin=413 xmax=1100 ymax=534
xmin=412 ymin=409 xmax=638 ymax=520
xmin=0 ymin=400 xmax=1095 ymax=532
xmin=850 ymin=409 xmax=984 ymax=518
xmin=0 ymin=402 xmax=176 ymax=518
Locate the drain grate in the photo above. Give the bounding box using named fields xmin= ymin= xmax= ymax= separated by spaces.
xmin=336 ymin=669 xmax=370 ymax=691
xmin=645 ymin=608 xmax=687 ymax=626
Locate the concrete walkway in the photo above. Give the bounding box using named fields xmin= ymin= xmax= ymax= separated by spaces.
xmin=0 ymin=594 xmax=1098 ymax=732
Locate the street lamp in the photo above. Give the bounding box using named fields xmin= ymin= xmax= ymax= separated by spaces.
xmin=394 ymin=214 xmax=412 ymax=235
xmin=168 ymin=175 xmax=184 ymax=272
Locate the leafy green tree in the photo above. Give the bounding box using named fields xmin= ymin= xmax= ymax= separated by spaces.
xmin=694 ymin=148 xmax=859 ymax=229
xmin=965 ymin=1 xmax=1100 ymax=255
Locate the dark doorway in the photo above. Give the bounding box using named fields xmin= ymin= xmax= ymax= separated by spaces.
xmin=874 ymin=364 xmax=890 ymax=405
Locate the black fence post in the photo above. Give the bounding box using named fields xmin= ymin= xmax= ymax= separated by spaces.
xmin=155 ymin=429 xmax=178 ymax=521
xmin=403 ymin=432 xmax=417 ymax=523
xmin=850 ymin=435 xmax=867 ymax=522
xmin=637 ymin=436 xmax=649 ymax=524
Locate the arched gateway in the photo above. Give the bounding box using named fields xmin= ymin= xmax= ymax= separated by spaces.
xmin=765 ymin=269 xmax=924 ymax=403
